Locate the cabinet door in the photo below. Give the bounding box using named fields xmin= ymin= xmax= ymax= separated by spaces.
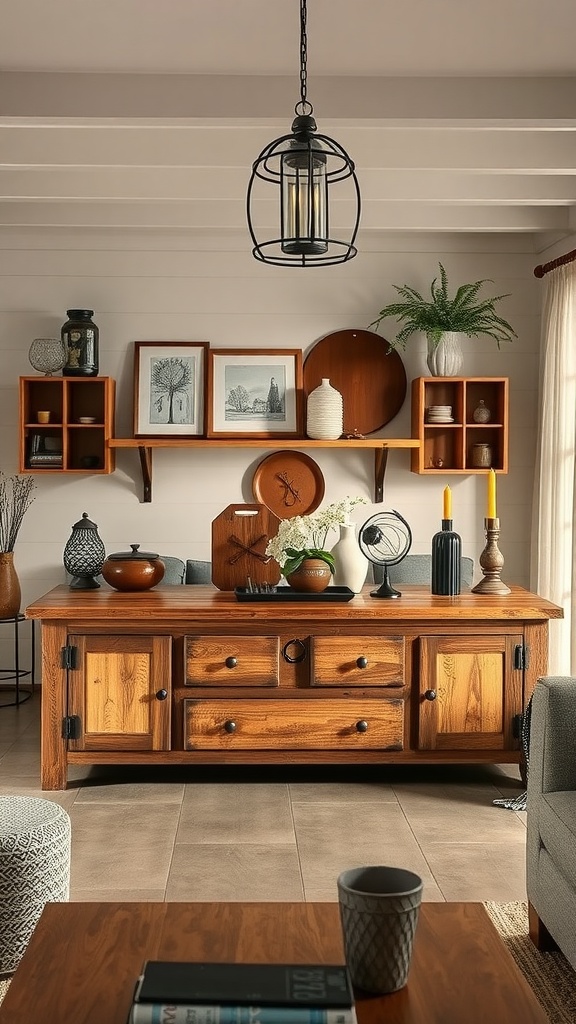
xmin=67 ymin=634 xmax=171 ymax=751
xmin=418 ymin=634 xmax=522 ymax=751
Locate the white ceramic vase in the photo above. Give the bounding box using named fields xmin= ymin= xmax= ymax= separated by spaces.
xmin=306 ymin=378 xmax=343 ymax=440
xmin=426 ymin=332 xmax=464 ymax=377
xmin=331 ymin=523 xmax=369 ymax=594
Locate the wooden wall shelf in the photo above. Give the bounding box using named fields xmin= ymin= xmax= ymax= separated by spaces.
xmin=108 ymin=437 xmax=420 ymax=503
xmin=411 ymin=377 xmax=509 ymax=475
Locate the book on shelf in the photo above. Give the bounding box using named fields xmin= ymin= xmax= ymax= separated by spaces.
xmin=128 ymin=962 xmax=355 ymax=1024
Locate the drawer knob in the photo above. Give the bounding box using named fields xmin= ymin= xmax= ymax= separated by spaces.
xmin=224 ymin=720 xmax=237 ymax=733
xmin=225 ymin=656 xmax=238 ymax=669
xmin=356 ymin=656 xmax=368 ymax=669
xmin=155 ymin=688 xmax=168 ymax=701
xmin=356 ymin=720 xmax=369 ymax=733
xmin=424 ymin=689 xmax=437 ymax=701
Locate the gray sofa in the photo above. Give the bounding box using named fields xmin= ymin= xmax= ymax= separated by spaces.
xmin=526 ymin=676 xmax=576 ymax=967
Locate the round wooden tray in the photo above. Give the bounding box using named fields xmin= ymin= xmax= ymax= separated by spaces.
xmin=252 ymin=450 xmax=325 ymax=519
xmin=303 ymin=328 xmax=407 ymax=435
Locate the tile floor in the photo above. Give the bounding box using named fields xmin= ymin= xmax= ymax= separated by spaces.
xmin=0 ymin=693 xmax=529 ymax=904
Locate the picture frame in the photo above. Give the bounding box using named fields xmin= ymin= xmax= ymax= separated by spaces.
xmin=133 ymin=342 xmax=209 ymax=438
xmin=207 ymin=348 xmax=303 ymax=438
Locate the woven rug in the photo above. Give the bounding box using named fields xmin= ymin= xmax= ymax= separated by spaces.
xmin=484 ymin=901 xmax=576 ymax=1024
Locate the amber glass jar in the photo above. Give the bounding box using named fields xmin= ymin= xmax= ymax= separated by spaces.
xmin=62 ymin=309 xmax=99 ymax=376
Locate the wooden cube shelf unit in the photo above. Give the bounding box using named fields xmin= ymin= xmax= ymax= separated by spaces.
xmin=19 ymin=376 xmax=116 ymax=474
xmin=411 ymin=377 xmax=509 ymax=475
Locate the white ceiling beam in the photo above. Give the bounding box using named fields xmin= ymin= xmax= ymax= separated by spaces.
xmin=2 ymin=122 xmax=576 ymax=171
xmin=0 ymin=168 xmax=575 ymax=204
xmin=0 ymin=199 xmax=565 ymax=232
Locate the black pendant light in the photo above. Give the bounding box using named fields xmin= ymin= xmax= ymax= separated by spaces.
xmin=247 ymin=0 xmax=361 ymax=267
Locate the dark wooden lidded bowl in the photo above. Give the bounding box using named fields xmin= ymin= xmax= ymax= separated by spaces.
xmin=101 ymin=544 xmax=165 ymax=591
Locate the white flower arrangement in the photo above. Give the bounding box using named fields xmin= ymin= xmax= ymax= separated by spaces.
xmin=265 ymin=495 xmax=368 ymax=577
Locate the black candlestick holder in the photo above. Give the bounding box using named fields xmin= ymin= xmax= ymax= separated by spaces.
xmin=471 ymin=517 xmax=511 ymax=595
xmin=431 ymin=518 xmax=461 ymax=595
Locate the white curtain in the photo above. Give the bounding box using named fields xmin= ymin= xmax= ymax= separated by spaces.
xmin=532 ymin=262 xmax=576 ymax=674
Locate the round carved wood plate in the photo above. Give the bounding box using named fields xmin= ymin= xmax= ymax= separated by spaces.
xmin=303 ymin=328 xmax=407 ymax=435
xmin=252 ymin=450 xmax=325 ymax=519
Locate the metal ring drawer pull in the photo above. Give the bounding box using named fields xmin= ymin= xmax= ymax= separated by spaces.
xmin=282 ymin=638 xmax=307 ymax=664
xmin=355 ymin=720 xmax=368 ymax=733
xmin=223 ymin=720 xmax=237 ymax=733
xmin=356 ymin=656 xmax=368 ymax=669
xmin=225 ymin=656 xmax=237 ymax=669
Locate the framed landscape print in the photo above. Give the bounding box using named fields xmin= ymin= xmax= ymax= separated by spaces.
xmin=207 ymin=348 xmax=303 ymax=438
xmin=133 ymin=342 xmax=209 ymax=437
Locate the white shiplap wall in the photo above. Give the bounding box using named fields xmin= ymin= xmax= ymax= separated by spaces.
xmin=0 ymin=227 xmax=541 ymax=669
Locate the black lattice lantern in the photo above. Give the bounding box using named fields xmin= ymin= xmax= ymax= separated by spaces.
xmin=63 ymin=512 xmax=106 ymax=590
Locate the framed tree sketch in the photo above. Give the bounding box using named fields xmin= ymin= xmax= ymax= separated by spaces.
xmin=133 ymin=342 xmax=209 ymax=437
xmin=207 ymin=348 xmax=303 ymax=438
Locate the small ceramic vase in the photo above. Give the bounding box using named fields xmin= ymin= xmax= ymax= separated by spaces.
xmin=473 ymin=400 xmax=491 ymax=423
xmin=306 ymin=379 xmax=343 ymax=440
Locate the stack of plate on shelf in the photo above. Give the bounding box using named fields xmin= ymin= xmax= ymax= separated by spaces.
xmin=427 ymin=405 xmax=454 ymax=423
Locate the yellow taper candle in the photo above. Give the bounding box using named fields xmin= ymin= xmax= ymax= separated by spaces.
xmin=487 ymin=468 xmax=497 ymax=519
xmin=443 ymin=485 xmax=452 ymax=520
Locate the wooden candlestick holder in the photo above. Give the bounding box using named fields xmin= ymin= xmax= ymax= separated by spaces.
xmin=471 ymin=517 xmax=511 ymax=595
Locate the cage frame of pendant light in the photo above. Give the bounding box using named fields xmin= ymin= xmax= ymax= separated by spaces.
xmin=246 ymin=0 xmax=361 ymax=268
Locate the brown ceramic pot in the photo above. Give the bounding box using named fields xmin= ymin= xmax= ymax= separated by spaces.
xmin=285 ymin=557 xmax=332 ymax=593
xmin=101 ymin=544 xmax=165 ymax=591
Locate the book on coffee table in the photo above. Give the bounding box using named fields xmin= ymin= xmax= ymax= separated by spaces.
xmin=128 ymin=961 xmax=356 ymax=1024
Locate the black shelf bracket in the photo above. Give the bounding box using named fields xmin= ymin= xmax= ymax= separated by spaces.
xmin=138 ymin=446 xmax=153 ymax=502
xmin=374 ymin=447 xmax=389 ymax=503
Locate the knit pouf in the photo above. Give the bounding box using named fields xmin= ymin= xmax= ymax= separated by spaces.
xmin=0 ymin=796 xmax=71 ymax=975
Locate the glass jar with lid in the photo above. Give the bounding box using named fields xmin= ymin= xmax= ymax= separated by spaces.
xmin=61 ymin=309 xmax=99 ymax=376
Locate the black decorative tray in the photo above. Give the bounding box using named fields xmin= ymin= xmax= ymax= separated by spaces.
xmin=234 ymin=586 xmax=355 ymax=602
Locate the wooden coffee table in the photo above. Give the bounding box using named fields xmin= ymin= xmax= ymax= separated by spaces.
xmin=0 ymin=902 xmax=547 ymax=1024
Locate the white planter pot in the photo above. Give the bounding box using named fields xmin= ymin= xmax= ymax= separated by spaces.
xmin=426 ymin=332 xmax=464 ymax=377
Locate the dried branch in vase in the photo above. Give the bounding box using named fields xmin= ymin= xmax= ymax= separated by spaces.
xmin=0 ymin=474 xmax=36 ymax=552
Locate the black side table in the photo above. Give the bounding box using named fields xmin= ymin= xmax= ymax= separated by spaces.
xmin=0 ymin=615 xmax=35 ymax=707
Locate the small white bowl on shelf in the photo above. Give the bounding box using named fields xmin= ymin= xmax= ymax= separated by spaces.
xmin=78 ymin=416 xmax=97 ymax=424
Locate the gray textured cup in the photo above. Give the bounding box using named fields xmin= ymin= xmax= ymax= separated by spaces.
xmin=337 ymin=865 xmax=423 ymax=994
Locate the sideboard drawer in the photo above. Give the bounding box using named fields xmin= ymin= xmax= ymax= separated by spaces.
xmin=185 ymin=635 xmax=279 ymax=687
xmin=311 ymin=635 xmax=405 ymax=687
xmin=184 ymin=698 xmax=403 ymax=750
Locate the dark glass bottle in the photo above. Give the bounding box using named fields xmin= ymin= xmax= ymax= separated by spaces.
xmin=61 ymin=309 xmax=99 ymax=376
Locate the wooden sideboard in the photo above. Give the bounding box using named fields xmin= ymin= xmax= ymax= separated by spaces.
xmin=26 ymin=584 xmax=563 ymax=790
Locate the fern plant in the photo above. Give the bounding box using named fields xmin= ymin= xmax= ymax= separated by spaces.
xmin=369 ymin=263 xmax=517 ymax=351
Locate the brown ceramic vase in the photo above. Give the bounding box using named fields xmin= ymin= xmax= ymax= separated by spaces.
xmin=0 ymin=552 xmax=21 ymax=618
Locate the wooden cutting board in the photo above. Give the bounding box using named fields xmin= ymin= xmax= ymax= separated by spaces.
xmin=211 ymin=503 xmax=281 ymax=591
xmin=303 ymin=328 xmax=407 ymax=435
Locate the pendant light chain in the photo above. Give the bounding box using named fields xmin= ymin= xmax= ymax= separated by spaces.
xmin=297 ymin=0 xmax=312 ymax=116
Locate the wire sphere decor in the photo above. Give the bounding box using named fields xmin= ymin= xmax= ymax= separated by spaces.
xmin=358 ymin=510 xmax=413 ymax=599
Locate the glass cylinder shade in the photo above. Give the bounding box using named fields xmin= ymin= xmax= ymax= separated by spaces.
xmin=63 ymin=512 xmax=106 ymax=589
xmin=28 ymin=338 xmax=67 ymax=376
xmin=281 ymin=147 xmax=328 ymax=255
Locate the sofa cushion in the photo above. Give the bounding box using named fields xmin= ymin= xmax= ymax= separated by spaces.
xmin=539 ymin=791 xmax=576 ymax=889
xmin=185 ymin=559 xmax=212 ymax=585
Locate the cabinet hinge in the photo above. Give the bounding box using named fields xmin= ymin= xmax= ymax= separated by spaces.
xmin=514 ymin=643 xmax=530 ymax=670
xmin=61 ymin=715 xmax=81 ymax=740
xmin=61 ymin=644 xmax=78 ymax=670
